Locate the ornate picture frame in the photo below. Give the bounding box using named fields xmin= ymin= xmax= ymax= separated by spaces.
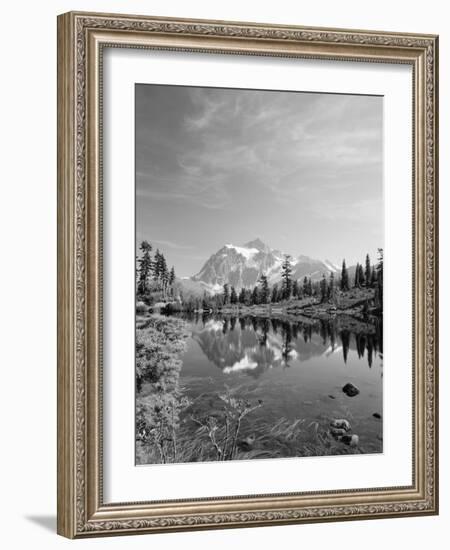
xmin=57 ymin=11 xmax=438 ymax=538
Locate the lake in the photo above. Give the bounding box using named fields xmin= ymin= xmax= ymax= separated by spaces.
xmin=176 ymin=313 xmax=383 ymax=457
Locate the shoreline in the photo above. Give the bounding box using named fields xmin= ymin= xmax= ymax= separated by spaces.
xmin=153 ymin=290 xmax=381 ymax=334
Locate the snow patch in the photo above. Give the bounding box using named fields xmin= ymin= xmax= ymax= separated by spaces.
xmin=225 ymin=244 xmax=259 ymax=261
xmin=209 ymin=283 xmax=223 ymax=293
xmin=324 ymin=259 xmax=339 ymax=273
xmin=266 ymin=258 xmax=283 ymax=274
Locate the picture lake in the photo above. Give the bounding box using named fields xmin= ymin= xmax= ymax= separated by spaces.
xmin=174 ymin=313 xmax=382 ymax=459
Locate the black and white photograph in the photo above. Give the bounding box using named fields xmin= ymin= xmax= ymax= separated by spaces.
xmin=135 ymin=83 xmax=384 ymax=465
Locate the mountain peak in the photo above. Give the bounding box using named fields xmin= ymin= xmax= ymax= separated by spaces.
xmin=243 ymin=238 xmax=268 ymax=251
xmin=189 ymin=239 xmax=338 ymax=293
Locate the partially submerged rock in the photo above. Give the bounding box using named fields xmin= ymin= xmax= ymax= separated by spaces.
xmin=330 ymin=427 xmax=347 ymax=438
xmin=342 ymin=382 xmax=360 ymax=397
xmin=330 ymin=418 xmax=351 ymax=432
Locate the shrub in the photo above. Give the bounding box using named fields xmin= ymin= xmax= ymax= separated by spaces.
xmin=136 ymin=315 xmax=190 ymax=463
xmin=136 ymin=301 xmax=148 ymax=313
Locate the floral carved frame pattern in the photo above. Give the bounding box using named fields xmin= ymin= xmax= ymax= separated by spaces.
xmin=57 ymin=11 xmax=438 ymax=538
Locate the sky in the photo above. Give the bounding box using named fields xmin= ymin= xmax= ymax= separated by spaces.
xmin=136 ymin=84 xmax=383 ymax=278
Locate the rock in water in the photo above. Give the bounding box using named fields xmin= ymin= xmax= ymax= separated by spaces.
xmin=328 ymin=395 xmax=336 ymax=399
xmin=342 ymin=383 xmax=360 ymax=397
xmin=330 ymin=419 xmax=351 ymax=432
xmin=341 ymin=434 xmax=359 ymax=447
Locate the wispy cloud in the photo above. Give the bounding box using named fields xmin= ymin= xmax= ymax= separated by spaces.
xmin=310 ymin=197 xmax=383 ymax=223
xmin=136 ymin=170 xmax=230 ymax=210
xmin=184 ymin=89 xmax=226 ymax=130
xmin=151 ymin=239 xmax=194 ymax=250
xmin=155 ymin=88 xmax=383 ymax=207
xmin=135 ymin=84 xmax=383 ymax=275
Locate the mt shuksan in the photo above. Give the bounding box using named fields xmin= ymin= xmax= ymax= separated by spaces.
xmin=191 ymin=238 xmax=338 ymax=292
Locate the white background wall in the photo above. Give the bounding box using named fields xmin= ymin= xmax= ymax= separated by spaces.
xmin=0 ymin=1 xmax=446 ymax=548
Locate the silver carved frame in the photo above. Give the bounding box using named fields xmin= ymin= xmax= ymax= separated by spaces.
xmin=57 ymin=11 xmax=439 ymax=538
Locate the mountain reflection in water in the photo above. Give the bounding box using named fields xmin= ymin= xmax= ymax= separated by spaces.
xmin=182 ymin=313 xmax=382 ymax=379
xmin=160 ymin=313 xmax=384 ymax=457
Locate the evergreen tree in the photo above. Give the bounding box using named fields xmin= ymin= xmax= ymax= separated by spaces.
xmin=271 ymin=284 xmax=279 ymax=303
xmin=238 ymin=288 xmax=246 ymax=304
xmin=370 ymin=266 xmax=377 ymax=287
xmin=354 ymin=262 xmax=361 ymax=288
xmin=230 ymin=286 xmax=238 ymax=304
xmin=152 ymin=249 xmax=161 ymax=281
xmin=320 ymin=274 xmax=328 ymax=302
xmin=258 ymin=274 xmax=270 ymax=304
xmin=375 ymin=248 xmax=383 ymax=308
xmin=340 ymin=259 xmax=349 ymax=291
xmin=303 ymin=276 xmax=309 ymax=297
xmin=214 ymin=293 xmax=224 ymax=310
xmin=160 ymin=253 xmax=168 ymax=281
xmin=159 ymin=253 xmax=168 ymax=298
xmin=365 ymin=253 xmax=371 ymax=287
xmin=358 ymin=264 xmax=365 ymax=287
xmin=251 ymin=286 xmax=260 ymax=305
xmin=137 ymin=240 xmax=152 ymax=295
xmin=292 ymin=279 xmax=299 ymax=299
xmin=244 ymin=288 xmax=252 ymax=306
xmin=281 ymin=255 xmax=293 ymax=300
xmin=168 ymin=266 xmax=176 ymax=298
xmin=169 ymin=266 xmax=176 ymax=286
xmin=328 ymin=272 xmax=335 ymax=301
xmin=307 ymin=277 xmax=313 ymax=297
xmin=223 ymin=283 xmax=230 ymax=305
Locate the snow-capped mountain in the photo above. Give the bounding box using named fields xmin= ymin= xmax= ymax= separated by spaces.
xmin=190 ymin=238 xmax=338 ymax=293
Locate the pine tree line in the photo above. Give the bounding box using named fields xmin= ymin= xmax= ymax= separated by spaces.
xmin=138 ymin=245 xmax=383 ymax=312
xmin=202 ymin=251 xmax=384 ymax=310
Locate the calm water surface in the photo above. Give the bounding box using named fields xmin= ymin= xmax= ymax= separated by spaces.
xmin=178 ymin=314 xmax=383 ymax=454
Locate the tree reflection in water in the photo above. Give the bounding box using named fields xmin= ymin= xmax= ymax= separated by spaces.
xmin=180 ymin=312 xmax=383 ymax=378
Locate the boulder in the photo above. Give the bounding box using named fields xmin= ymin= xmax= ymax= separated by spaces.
xmin=342 ymin=383 xmax=360 ymax=397
xmin=330 ymin=419 xmax=351 ymax=432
